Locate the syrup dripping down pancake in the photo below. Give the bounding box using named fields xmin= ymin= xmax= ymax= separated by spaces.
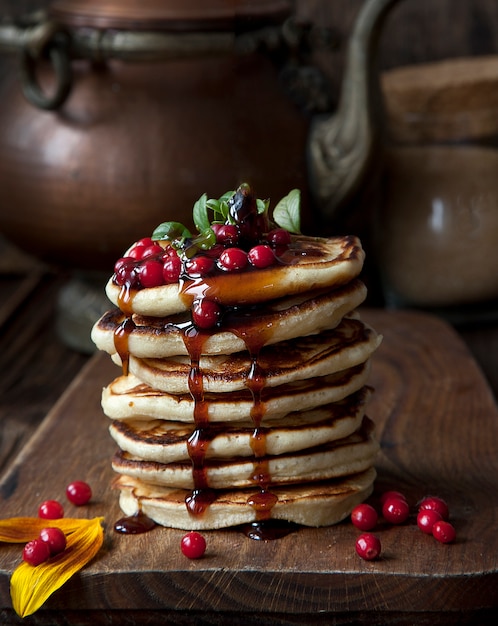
xmin=101 ymin=362 xmax=372 ymax=423
xmin=105 ymin=235 xmax=365 ymax=317
xmin=114 ymin=467 xmax=377 ymax=530
xmin=111 ymin=416 xmax=379 ymax=490
xmin=91 ymin=280 xmax=367 ymax=358
xmin=112 ymin=318 xmax=381 ymax=395
xmin=108 ymin=387 xmax=370 ymax=463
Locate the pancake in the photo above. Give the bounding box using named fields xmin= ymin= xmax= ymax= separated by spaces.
xmin=102 ymin=362 xmax=372 ymax=423
xmin=111 ymin=416 xmax=379 ymax=490
xmin=91 ymin=279 xmax=367 ymax=358
xmin=116 ymin=318 xmax=381 ymax=395
xmin=108 ymin=388 xmax=370 ymax=463
xmin=105 ymin=235 xmax=365 ymax=316
xmin=114 ymin=467 xmax=377 ymax=529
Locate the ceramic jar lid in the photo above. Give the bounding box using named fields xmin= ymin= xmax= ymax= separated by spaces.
xmin=382 ymin=56 xmax=498 ymax=143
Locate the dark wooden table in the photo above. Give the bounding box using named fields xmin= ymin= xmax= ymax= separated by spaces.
xmin=1 ymin=239 xmax=498 ymax=626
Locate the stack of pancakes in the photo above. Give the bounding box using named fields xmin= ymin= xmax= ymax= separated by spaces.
xmin=92 ymin=233 xmax=381 ymax=529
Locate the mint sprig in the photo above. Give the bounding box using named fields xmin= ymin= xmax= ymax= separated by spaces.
xmin=151 ymin=185 xmax=301 ymax=253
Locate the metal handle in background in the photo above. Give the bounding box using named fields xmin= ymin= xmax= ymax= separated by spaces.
xmin=308 ymin=0 xmax=403 ymax=224
xmin=0 ymin=12 xmax=290 ymax=110
xmin=19 ymin=30 xmax=72 ymax=111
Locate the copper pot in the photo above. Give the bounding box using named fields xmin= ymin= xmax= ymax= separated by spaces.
xmin=0 ymin=0 xmax=401 ymax=272
xmin=0 ymin=0 xmax=311 ymax=270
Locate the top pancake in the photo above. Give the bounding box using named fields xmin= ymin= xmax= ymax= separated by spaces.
xmin=105 ymin=235 xmax=365 ymax=317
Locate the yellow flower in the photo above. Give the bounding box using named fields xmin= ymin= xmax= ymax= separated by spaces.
xmin=0 ymin=516 xmax=104 ymax=617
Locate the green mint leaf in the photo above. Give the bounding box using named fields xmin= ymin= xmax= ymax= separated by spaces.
xmin=152 ymin=221 xmax=192 ymax=241
xmin=193 ymin=193 xmax=210 ymax=232
xmin=257 ymin=198 xmax=270 ymax=215
xmin=219 ymin=190 xmax=235 ymax=203
xmin=194 ymin=227 xmax=217 ymax=250
xmin=219 ymin=200 xmax=231 ymax=221
xmin=218 ymin=191 xmax=234 ymax=222
xmin=273 ymin=189 xmax=301 ymax=234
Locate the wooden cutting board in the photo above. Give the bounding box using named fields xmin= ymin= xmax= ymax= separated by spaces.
xmin=1 ymin=308 xmax=497 ymax=625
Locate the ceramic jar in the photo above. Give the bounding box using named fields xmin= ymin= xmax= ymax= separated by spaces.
xmin=375 ymin=56 xmax=498 ymax=318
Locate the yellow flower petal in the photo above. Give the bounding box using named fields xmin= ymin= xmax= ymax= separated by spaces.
xmin=9 ymin=517 xmax=104 ymax=618
xmin=0 ymin=517 xmax=98 ymax=543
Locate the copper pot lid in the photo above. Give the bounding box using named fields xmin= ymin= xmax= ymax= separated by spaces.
xmin=49 ymin=0 xmax=292 ymax=31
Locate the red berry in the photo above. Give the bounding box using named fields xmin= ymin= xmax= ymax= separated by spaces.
xmin=417 ymin=509 xmax=443 ymax=534
xmin=248 ymin=244 xmax=275 ymax=269
xmin=418 ymin=496 xmax=449 ymax=521
xmin=380 ymin=490 xmax=407 ymax=505
xmin=141 ymin=244 xmax=164 ymax=258
xmin=351 ymin=503 xmax=378 ymax=531
xmin=382 ymin=496 xmax=410 ymax=524
xmin=204 ymin=243 xmax=224 ymax=259
xmin=267 ymin=228 xmax=291 ymax=246
xmin=128 ymin=244 xmax=147 ymax=260
xmin=39 ymin=527 xmax=67 ymax=555
xmin=115 ymin=262 xmax=139 ymax=288
xmin=192 ymin=299 xmax=222 ymax=329
xmin=161 ymin=245 xmax=177 ymax=258
xmin=218 ymin=247 xmax=248 ymax=271
xmin=136 ymin=237 xmax=154 ymax=248
xmin=23 ymin=538 xmax=51 ymax=566
xmin=355 ymin=533 xmax=381 ymax=561
xmin=38 ymin=500 xmax=64 ymax=520
xmin=215 ymin=224 xmax=239 ymax=246
xmin=185 ymin=255 xmax=214 ymax=277
xmin=180 ymin=531 xmax=206 ymax=559
xmin=432 ymin=520 xmax=456 ymax=544
xmin=162 ymin=254 xmax=182 ymax=283
xmin=139 ymin=260 xmax=164 ymax=288
xmin=66 ymin=480 xmax=92 ymax=506
xmin=114 ymin=256 xmax=134 ymax=275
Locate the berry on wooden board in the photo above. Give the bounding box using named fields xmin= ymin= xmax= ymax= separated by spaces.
xmin=38 ymin=500 xmax=64 ymax=520
xmin=180 ymin=531 xmax=206 ymax=559
xmin=417 ymin=509 xmax=443 ymax=534
xmin=66 ymin=481 xmax=92 ymax=506
xmin=432 ymin=520 xmax=456 ymax=544
xmin=418 ymin=496 xmax=449 ymax=521
xmin=351 ymin=503 xmax=378 ymax=531
xmin=355 ymin=533 xmax=381 ymax=561
xmin=382 ymin=496 xmax=410 ymax=524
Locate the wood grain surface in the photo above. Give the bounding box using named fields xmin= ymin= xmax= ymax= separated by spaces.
xmin=0 ymin=272 xmax=89 ymax=475
xmin=0 ymin=308 xmax=497 ymax=625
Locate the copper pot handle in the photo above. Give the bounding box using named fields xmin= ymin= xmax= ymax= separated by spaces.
xmin=20 ymin=28 xmax=72 ymax=111
xmin=308 ymin=0 xmax=402 ymax=224
xmin=0 ymin=12 xmax=288 ymax=110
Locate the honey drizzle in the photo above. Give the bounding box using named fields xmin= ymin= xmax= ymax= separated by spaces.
xmin=177 ymin=275 xmax=281 ymax=520
xmin=227 ymin=319 xmax=278 ymax=521
xmin=183 ymin=324 xmax=218 ymax=515
xmin=114 ymin=317 xmax=135 ymax=376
